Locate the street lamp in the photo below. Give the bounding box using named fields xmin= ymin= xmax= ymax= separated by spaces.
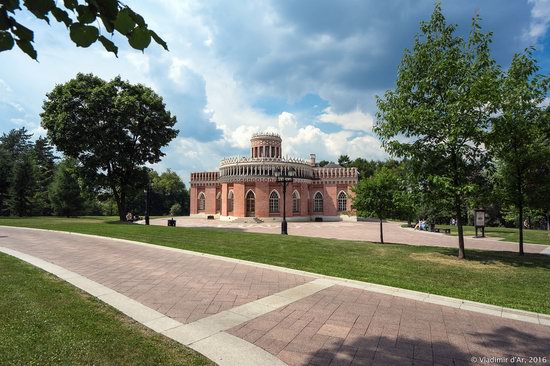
xmin=144 ymin=182 xmax=151 ymax=225
xmin=274 ymin=167 xmax=295 ymax=235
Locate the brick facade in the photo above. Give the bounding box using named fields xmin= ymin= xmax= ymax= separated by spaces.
xmin=190 ymin=133 xmax=358 ymax=221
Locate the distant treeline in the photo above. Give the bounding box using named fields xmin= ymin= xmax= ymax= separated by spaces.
xmin=0 ymin=128 xmax=189 ymax=217
xmin=334 ymin=154 xmax=549 ymax=231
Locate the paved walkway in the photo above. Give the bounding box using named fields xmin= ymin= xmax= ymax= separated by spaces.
xmin=150 ymin=217 xmax=550 ymax=255
xmin=1 ymin=226 xmax=549 ymax=366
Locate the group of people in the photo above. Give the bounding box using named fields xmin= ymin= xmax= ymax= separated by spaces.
xmin=414 ymin=220 xmax=429 ymax=231
xmin=414 ymin=218 xmax=458 ymax=231
xmin=125 ymin=212 xmax=141 ymax=222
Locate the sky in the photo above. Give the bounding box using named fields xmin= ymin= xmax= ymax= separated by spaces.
xmin=1 ymin=0 xmax=549 ymax=185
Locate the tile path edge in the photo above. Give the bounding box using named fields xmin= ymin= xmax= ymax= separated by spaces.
xmin=0 ymin=246 xmax=338 ymax=366
xmin=1 ymin=225 xmax=549 ymax=327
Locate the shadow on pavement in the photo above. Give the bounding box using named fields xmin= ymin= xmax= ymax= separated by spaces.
xmin=301 ymin=325 xmax=550 ymax=365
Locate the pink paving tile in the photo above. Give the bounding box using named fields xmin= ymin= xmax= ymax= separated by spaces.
xmin=227 ymin=285 xmax=550 ymax=366
xmin=1 ymin=227 xmax=312 ymax=323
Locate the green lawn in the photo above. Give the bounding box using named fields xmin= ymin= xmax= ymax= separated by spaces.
xmin=435 ymin=224 xmax=550 ymax=245
xmin=1 ymin=216 xmax=549 ymax=315
xmin=401 ymin=223 xmax=550 ymax=245
xmin=0 ymin=253 xmax=214 ymax=366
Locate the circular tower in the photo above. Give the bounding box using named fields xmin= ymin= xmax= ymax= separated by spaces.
xmin=250 ymin=132 xmax=282 ymax=159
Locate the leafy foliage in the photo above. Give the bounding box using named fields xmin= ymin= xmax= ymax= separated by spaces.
xmin=0 ymin=0 xmax=168 ymax=60
xmin=0 ymin=128 xmax=35 ymax=215
xmin=353 ymin=167 xmax=400 ymax=243
xmin=8 ymin=153 xmax=36 ymax=216
xmin=41 ymin=73 xmax=178 ymax=221
xmin=170 ymin=202 xmax=182 ymax=216
xmin=32 ymin=137 xmax=57 ymax=215
xmin=489 ymin=51 xmax=550 ymax=250
xmin=375 ymin=3 xmax=500 ymax=258
xmin=337 ymin=155 xmax=351 ymax=167
xmin=48 ymin=158 xmax=84 ymax=216
xmin=127 ymin=169 xmax=189 ymax=216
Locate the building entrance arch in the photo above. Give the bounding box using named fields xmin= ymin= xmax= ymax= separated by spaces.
xmin=245 ymin=190 xmax=255 ymax=217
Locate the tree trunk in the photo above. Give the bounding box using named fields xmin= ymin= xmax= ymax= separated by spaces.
xmin=517 ymin=169 xmax=524 ymax=256
xmin=546 ymin=211 xmax=549 ymax=237
xmin=119 ymin=189 xmax=127 ymax=222
xmin=111 ymin=186 xmax=126 ymax=222
xmin=379 ymin=218 xmax=384 ymax=244
xmin=451 ymin=152 xmax=465 ymax=259
xmin=518 ymin=200 xmax=524 ymax=256
xmin=455 ymin=201 xmax=465 ymax=259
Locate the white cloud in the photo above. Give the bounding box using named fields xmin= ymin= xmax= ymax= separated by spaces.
xmin=0 ymin=0 xmax=541 ymax=184
xmin=317 ymin=107 xmax=375 ymax=131
xmin=274 ymin=112 xmax=386 ymax=162
xmin=526 ymin=0 xmax=550 ymax=42
xmin=228 ymin=125 xmax=261 ymax=149
xmin=0 ymin=79 xmax=12 ymax=99
xmin=125 ymin=52 xmax=150 ymax=74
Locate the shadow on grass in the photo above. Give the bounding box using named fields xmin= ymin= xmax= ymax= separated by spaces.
xmin=430 ymin=247 xmax=550 ymax=270
xmin=105 ymin=220 xmax=129 ymax=225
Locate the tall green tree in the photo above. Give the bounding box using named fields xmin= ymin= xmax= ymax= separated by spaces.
xmin=0 ymin=128 xmax=34 ymax=215
xmin=337 ymin=155 xmax=352 ymax=167
xmin=0 ymin=148 xmax=11 ymax=215
xmin=0 ymin=0 xmax=168 ymax=60
xmin=49 ymin=158 xmax=83 ymax=217
xmin=151 ymin=169 xmax=185 ymax=215
xmin=41 ymin=73 xmax=178 ymax=221
xmin=32 ymin=137 xmax=57 ymax=215
xmin=353 ymin=167 xmax=399 ymax=244
xmin=0 ymin=127 xmax=33 ymax=158
xmin=489 ymin=49 xmax=549 ymax=255
xmin=375 ymin=4 xmax=500 ymax=258
xmin=127 ymin=169 xmax=188 ymax=216
xmin=520 ymin=108 xmax=550 ymax=238
xmin=8 ymin=153 xmax=36 ymax=216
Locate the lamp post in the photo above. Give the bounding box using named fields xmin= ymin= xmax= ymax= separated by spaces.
xmin=274 ymin=167 xmax=295 ymax=235
xmin=144 ymin=183 xmax=150 ymax=226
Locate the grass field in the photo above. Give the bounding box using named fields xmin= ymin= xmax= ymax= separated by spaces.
xmin=1 ymin=216 xmax=549 ymax=315
xmin=401 ymin=223 xmax=550 ymax=245
xmin=0 ymin=252 xmax=213 ymax=366
xmin=435 ymin=224 xmax=550 ymax=245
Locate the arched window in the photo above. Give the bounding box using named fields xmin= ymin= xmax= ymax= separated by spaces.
xmin=198 ymin=192 xmax=206 ymax=211
xmin=269 ymin=190 xmax=280 ymax=213
xmin=216 ymin=192 xmax=221 ymax=212
xmin=292 ymin=191 xmax=300 ymax=213
xmin=246 ymin=190 xmax=255 ymax=217
xmin=338 ymin=191 xmax=347 ymax=212
xmin=313 ymin=192 xmax=323 ymax=212
xmin=227 ymin=190 xmax=234 ymax=212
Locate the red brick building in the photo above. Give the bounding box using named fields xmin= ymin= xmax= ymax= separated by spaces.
xmin=190 ymin=132 xmax=358 ymax=221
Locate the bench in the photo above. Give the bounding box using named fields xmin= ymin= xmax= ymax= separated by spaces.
xmin=167 ymin=219 xmax=176 ymax=227
xmin=314 ymin=217 xmax=323 ymax=222
xmin=433 ymin=228 xmax=451 ymax=234
xmin=207 ymin=215 xmax=215 ymax=220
